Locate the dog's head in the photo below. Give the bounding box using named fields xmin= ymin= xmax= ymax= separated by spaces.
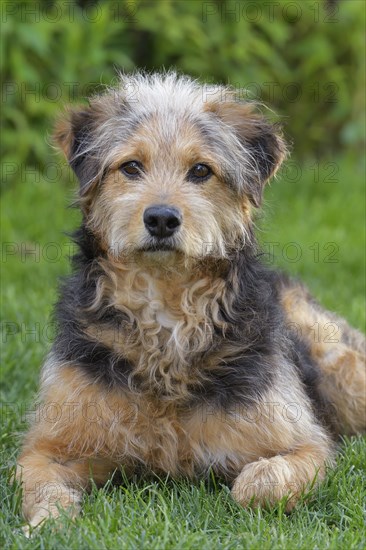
xmin=54 ymin=72 xmax=287 ymax=264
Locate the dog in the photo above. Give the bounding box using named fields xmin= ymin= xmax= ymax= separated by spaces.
xmin=17 ymin=72 xmax=366 ymax=528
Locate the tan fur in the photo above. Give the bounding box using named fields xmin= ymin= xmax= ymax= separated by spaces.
xmin=231 ymin=442 xmax=329 ymax=512
xmin=280 ymin=283 xmax=366 ymax=434
xmin=19 ymin=366 xmax=333 ymax=524
xmin=52 ymin=111 xmax=75 ymax=158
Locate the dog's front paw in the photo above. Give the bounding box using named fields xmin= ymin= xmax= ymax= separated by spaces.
xmin=23 ymin=484 xmax=82 ymax=531
xmin=231 ymin=456 xmax=303 ymax=511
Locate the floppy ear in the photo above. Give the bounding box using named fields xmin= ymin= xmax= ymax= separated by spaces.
xmin=53 ymin=106 xmax=99 ymax=195
xmin=210 ymin=101 xmax=287 ymax=206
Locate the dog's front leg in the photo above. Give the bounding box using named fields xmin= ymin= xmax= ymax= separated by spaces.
xmin=17 ymin=365 xmax=139 ymax=528
xmin=231 ymin=438 xmax=332 ymax=511
xmin=17 ymin=438 xmax=117 ymax=528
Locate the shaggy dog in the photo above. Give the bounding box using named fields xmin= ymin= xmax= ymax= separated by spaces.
xmin=17 ymin=72 xmax=366 ymax=528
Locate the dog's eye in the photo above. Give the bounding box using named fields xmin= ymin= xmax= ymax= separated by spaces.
xmin=120 ymin=161 xmax=143 ymax=178
xmin=188 ymin=163 xmax=212 ymax=182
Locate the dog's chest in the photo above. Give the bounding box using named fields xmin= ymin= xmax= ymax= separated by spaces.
xmin=137 ymin=275 xmax=181 ymax=329
xmin=112 ymin=396 xmax=251 ymax=479
xmin=94 ymin=265 xmax=229 ymax=396
xmin=111 ymin=268 xmax=217 ymax=365
xmin=113 ymin=269 xmax=184 ymax=330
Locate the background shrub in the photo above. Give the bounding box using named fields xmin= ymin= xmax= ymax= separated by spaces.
xmin=1 ymin=0 xmax=365 ymax=189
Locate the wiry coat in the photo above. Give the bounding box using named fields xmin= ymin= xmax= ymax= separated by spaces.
xmin=17 ymin=73 xmax=366 ymax=528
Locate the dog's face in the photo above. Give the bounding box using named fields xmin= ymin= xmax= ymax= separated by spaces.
xmin=54 ymin=73 xmax=286 ymax=263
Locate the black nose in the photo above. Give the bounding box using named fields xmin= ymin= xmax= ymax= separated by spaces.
xmin=143 ymin=205 xmax=182 ymax=239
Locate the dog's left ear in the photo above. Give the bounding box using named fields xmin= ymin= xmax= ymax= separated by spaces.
xmin=210 ymin=101 xmax=287 ymax=206
xmin=53 ymin=106 xmax=100 ymax=196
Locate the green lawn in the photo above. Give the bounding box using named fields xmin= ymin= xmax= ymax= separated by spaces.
xmin=1 ymin=154 xmax=365 ymax=549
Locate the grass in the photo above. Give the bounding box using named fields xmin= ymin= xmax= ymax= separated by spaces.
xmin=1 ymin=154 xmax=365 ymax=549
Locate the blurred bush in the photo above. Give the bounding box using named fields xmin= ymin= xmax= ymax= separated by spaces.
xmin=1 ymin=0 xmax=365 ymax=188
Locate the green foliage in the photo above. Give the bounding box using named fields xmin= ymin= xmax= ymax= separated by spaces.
xmin=2 ymin=0 xmax=365 ymax=188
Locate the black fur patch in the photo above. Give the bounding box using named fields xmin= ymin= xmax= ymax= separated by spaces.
xmin=53 ymin=222 xmax=133 ymax=388
xmin=188 ymin=247 xmax=282 ymax=409
xmin=54 ymin=328 xmax=132 ymax=387
xmin=286 ymin=328 xmax=335 ymax=429
xmin=69 ymin=110 xmax=100 ymax=194
xmin=189 ymin=353 xmax=276 ymax=411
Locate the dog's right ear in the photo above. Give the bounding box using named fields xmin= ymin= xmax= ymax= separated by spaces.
xmin=53 ymin=107 xmax=99 ymax=195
